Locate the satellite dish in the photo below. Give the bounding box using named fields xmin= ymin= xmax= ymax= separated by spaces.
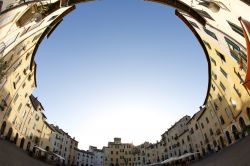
xmin=208 ymin=2 xmax=220 ymax=13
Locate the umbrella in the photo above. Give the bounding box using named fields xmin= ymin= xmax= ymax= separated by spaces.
xmin=176 ymin=152 xmax=199 ymax=160
xmin=33 ymin=145 xmax=47 ymax=152
xmin=161 ymin=157 xmax=178 ymax=164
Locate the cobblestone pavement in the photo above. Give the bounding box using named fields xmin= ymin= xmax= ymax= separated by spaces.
xmin=0 ymin=136 xmax=250 ymax=166
xmin=190 ymin=135 xmax=250 ymax=166
xmin=0 ymin=140 xmax=52 ymax=166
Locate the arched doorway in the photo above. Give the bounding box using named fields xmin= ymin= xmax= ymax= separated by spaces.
xmin=45 ymin=146 xmax=50 ymax=151
xmin=207 ymin=144 xmax=212 ymax=152
xmin=20 ymin=138 xmax=25 ymax=149
xmin=239 ymin=117 xmax=247 ymax=137
xmin=6 ymin=127 xmax=13 ymax=141
xmin=0 ymin=121 xmax=6 ymax=135
xmin=232 ymin=125 xmax=239 ymax=141
xmin=26 ymin=141 xmax=31 ymax=151
xmin=14 ymin=133 xmax=18 ymax=144
xmin=247 ymin=107 xmax=250 ymax=120
xmin=201 ymin=148 xmax=206 ymax=156
xmin=239 ymin=117 xmax=247 ymax=130
xmin=213 ymin=140 xmax=217 ymax=147
xmin=219 ymin=136 xmax=225 ymax=147
xmin=226 ymin=131 xmax=232 ymax=145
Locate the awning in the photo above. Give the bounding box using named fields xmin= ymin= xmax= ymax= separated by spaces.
xmin=161 ymin=152 xmax=199 ymax=164
xmin=33 ymin=145 xmax=47 ymax=152
xmin=176 ymin=152 xmax=199 ymax=160
xmin=161 ymin=157 xmax=178 ymax=164
xmin=53 ymin=153 xmax=65 ymax=160
xmin=239 ymin=17 xmax=250 ymax=89
xmin=149 ymin=163 xmax=162 ymax=166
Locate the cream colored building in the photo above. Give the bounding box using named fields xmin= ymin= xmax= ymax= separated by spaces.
xmin=49 ymin=124 xmax=78 ymax=165
xmin=0 ymin=1 xmax=250 ymax=166
xmin=69 ymin=137 xmax=79 ymax=165
xmin=104 ymin=138 xmax=134 ymax=166
xmin=131 ymin=142 xmax=150 ymax=166
xmin=40 ymin=121 xmax=54 ymax=151
xmin=161 ymin=116 xmax=190 ymax=158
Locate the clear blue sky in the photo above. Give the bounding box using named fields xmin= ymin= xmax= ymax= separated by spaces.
xmin=34 ymin=0 xmax=208 ymax=150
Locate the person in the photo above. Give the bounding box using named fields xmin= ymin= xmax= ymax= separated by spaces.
xmin=214 ymin=146 xmax=218 ymax=153
xmin=0 ymin=133 xmax=4 ymax=140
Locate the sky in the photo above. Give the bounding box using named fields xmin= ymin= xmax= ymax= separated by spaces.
xmin=33 ymin=0 xmax=208 ymax=150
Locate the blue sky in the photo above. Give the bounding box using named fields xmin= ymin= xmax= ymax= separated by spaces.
xmin=34 ymin=0 xmax=208 ymax=150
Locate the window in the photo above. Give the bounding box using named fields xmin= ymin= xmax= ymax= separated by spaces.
xmin=214 ymin=103 xmax=218 ymax=111
xmin=195 ymin=9 xmax=215 ymax=20
xmin=28 ymin=74 xmax=32 ymax=81
xmin=227 ymin=21 xmax=244 ymax=37
xmin=195 ymin=124 xmax=198 ymax=130
xmin=25 ymin=52 xmax=30 ymax=60
xmin=13 ymin=82 xmax=16 ymax=89
xmin=204 ymin=27 xmax=217 ymax=40
xmin=13 ymin=60 xmax=22 ymax=71
xmin=190 ymin=128 xmax=194 ymax=134
xmin=17 ymin=103 xmax=22 ymax=112
xmin=210 ymin=58 xmax=216 ymax=67
xmin=33 ymin=123 xmax=36 ymax=129
xmin=201 ymin=123 xmax=204 ymax=129
xmin=203 ymin=40 xmax=211 ymax=50
xmin=216 ymin=50 xmax=226 ymax=62
xmin=220 ymin=67 xmax=227 ymax=78
xmin=32 ymin=33 xmax=42 ymax=43
xmin=206 ymin=117 xmax=209 ymax=124
xmin=211 ymin=84 xmax=215 ymax=91
xmin=224 ymin=37 xmax=247 ymax=68
xmin=233 ymin=84 xmax=242 ymax=97
xmin=22 ymin=82 xmax=26 ymax=88
xmin=13 ymin=94 xmax=19 ymax=103
xmin=12 ymin=116 xmax=17 ymax=124
xmin=220 ymin=81 xmax=226 ymax=91
xmin=189 ymin=21 xmax=200 ymax=29
xmin=220 ymin=116 xmax=225 ymax=125
xmin=218 ymin=93 xmax=222 ymax=102
xmin=212 ymin=71 xmax=217 ymax=80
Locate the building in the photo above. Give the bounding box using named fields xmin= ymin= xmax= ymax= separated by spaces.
xmin=75 ymin=148 xmax=94 ymax=166
xmin=69 ymin=137 xmax=79 ymax=165
xmin=104 ymin=138 xmax=134 ymax=166
xmin=161 ymin=116 xmax=191 ymax=158
xmin=0 ymin=1 xmax=250 ymax=166
xmin=49 ymin=124 xmax=77 ymax=165
xmin=89 ymin=146 xmax=105 ymax=166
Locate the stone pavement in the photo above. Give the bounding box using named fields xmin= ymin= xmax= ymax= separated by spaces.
xmin=0 ymin=136 xmax=250 ymax=166
xmin=0 ymin=140 xmax=52 ymax=166
xmin=190 ymin=135 xmax=250 ymax=166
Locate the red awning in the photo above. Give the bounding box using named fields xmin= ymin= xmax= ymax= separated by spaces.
xmin=239 ymin=17 xmax=250 ymax=89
